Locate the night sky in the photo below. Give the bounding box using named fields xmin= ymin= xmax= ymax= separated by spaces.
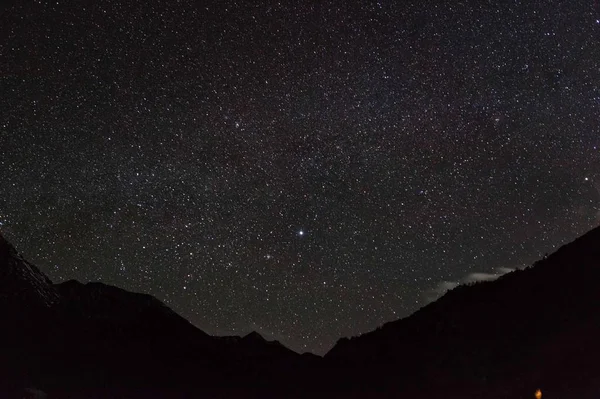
xmin=1 ymin=0 xmax=599 ymax=354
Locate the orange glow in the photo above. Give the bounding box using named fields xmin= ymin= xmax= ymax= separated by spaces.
xmin=534 ymin=389 xmax=542 ymax=399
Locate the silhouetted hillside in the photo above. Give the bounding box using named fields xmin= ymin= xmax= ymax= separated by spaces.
xmin=0 ymin=233 xmax=303 ymax=399
xmin=323 ymin=226 xmax=600 ymax=398
xmin=3 ymin=226 xmax=600 ymax=398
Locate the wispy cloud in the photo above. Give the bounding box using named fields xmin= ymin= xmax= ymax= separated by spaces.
xmin=426 ymin=267 xmax=515 ymax=302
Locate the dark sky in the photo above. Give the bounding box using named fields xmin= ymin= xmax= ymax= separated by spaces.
xmin=1 ymin=0 xmax=599 ymax=354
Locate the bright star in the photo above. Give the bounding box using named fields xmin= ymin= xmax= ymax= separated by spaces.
xmin=298 ymin=230 xmax=305 ymax=236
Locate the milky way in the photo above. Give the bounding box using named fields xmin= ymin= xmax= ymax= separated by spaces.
xmin=1 ymin=0 xmax=599 ymax=353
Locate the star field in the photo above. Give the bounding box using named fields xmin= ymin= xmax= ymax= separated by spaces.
xmin=1 ymin=0 xmax=599 ymax=354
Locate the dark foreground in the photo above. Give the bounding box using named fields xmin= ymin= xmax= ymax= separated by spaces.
xmin=2 ymin=227 xmax=600 ymax=398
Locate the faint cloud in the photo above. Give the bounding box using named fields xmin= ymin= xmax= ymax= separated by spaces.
xmin=464 ymin=272 xmax=499 ymax=283
xmin=426 ymin=267 xmax=515 ymax=302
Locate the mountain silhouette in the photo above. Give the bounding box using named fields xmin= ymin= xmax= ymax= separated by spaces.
xmin=0 ymin=233 xmax=301 ymax=398
xmin=322 ymin=226 xmax=600 ymax=398
xmin=3 ymin=227 xmax=600 ymax=398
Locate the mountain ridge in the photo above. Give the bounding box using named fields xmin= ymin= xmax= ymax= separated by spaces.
xmin=321 ymin=224 xmax=600 ymax=398
xmin=328 ymin=224 xmax=600 ymax=353
xmin=0 ymin=231 xmax=306 ymax=398
xmin=2 ymin=227 xmax=600 ymax=397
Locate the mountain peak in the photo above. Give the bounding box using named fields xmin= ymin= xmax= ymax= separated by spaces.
xmin=0 ymin=234 xmax=58 ymax=309
xmin=242 ymin=331 xmax=267 ymax=342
